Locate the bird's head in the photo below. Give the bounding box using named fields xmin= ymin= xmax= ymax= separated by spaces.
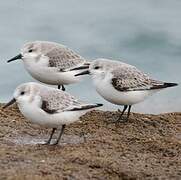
xmin=3 ymin=82 xmax=40 ymax=109
xmin=7 ymin=41 xmax=60 ymax=64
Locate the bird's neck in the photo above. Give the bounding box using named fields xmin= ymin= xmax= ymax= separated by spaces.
xmin=23 ymin=55 xmax=49 ymax=67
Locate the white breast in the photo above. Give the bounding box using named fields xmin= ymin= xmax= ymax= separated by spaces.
xmin=18 ymin=101 xmax=87 ymax=128
xmin=23 ymin=57 xmax=82 ymax=85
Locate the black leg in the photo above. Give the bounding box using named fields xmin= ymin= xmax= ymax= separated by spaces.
xmin=58 ymin=85 xmax=65 ymax=91
xmin=44 ymin=128 xmax=56 ymax=145
xmin=118 ymin=105 xmax=128 ymax=121
xmin=51 ymin=125 xmax=66 ymax=145
xmin=126 ymin=105 xmax=132 ymax=121
xmin=80 ymin=132 xmax=87 ymax=143
xmin=118 ymin=105 xmax=132 ymax=122
xmin=61 ymin=85 xmax=65 ymax=91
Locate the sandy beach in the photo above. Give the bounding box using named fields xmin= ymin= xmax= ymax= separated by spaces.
xmin=0 ymin=104 xmax=180 ymax=180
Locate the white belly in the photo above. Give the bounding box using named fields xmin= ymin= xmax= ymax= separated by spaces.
xmin=93 ymin=77 xmax=158 ymax=105
xmin=18 ymin=103 xmax=87 ymax=128
xmin=25 ymin=65 xmax=82 ymax=85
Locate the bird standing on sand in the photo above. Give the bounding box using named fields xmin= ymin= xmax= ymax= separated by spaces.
xmin=75 ymin=58 xmax=178 ymax=122
xmin=7 ymin=41 xmax=90 ymax=91
xmin=3 ymin=82 xmax=102 ymax=145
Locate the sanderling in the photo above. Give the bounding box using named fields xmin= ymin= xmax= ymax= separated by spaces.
xmin=3 ymin=82 xmax=102 ymax=145
xmin=75 ymin=58 xmax=178 ymax=122
xmin=7 ymin=41 xmax=90 ymax=91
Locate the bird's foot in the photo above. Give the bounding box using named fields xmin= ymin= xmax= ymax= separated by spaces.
xmin=116 ymin=116 xmax=128 ymax=123
xmin=42 ymin=141 xmax=51 ymax=145
xmin=80 ymin=132 xmax=87 ymax=143
xmin=116 ymin=109 xmax=129 ymax=123
xmin=62 ymin=85 xmax=65 ymax=91
xmin=50 ymin=140 xmax=59 ymax=145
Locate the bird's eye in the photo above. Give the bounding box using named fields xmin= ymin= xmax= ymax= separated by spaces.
xmin=28 ymin=49 xmax=33 ymax=53
xmin=94 ymin=66 xmax=100 ymax=70
xmin=20 ymin=91 xmax=25 ymax=95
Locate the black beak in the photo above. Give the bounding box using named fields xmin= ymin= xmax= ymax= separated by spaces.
xmin=75 ymin=70 xmax=90 ymax=76
xmin=7 ymin=54 xmax=22 ymax=63
xmin=3 ymin=98 xmax=16 ymax=109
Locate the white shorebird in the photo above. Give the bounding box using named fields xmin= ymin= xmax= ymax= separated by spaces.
xmin=3 ymin=82 xmax=102 ymax=145
xmin=7 ymin=41 xmax=90 ymax=91
xmin=75 ymin=58 xmax=178 ymax=122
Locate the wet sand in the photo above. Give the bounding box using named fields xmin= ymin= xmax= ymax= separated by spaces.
xmin=0 ymin=104 xmax=180 ymax=180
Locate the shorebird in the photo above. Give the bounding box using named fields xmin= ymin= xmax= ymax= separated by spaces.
xmin=75 ymin=58 xmax=178 ymax=122
xmin=3 ymin=82 xmax=102 ymax=145
xmin=7 ymin=41 xmax=90 ymax=91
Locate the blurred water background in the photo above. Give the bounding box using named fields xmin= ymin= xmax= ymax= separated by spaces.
xmin=0 ymin=0 xmax=180 ymax=113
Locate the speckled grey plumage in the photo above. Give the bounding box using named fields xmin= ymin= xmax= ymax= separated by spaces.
xmin=37 ymin=85 xmax=100 ymax=113
xmin=43 ymin=42 xmax=85 ymax=70
xmin=92 ymin=59 xmax=165 ymax=91
xmin=40 ymin=89 xmax=82 ymax=112
xmin=111 ymin=65 xmax=164 ymax=91
xmin=25 ymin=41 xmax=86 ymax=71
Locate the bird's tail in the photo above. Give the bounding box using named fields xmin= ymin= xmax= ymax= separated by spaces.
xmin=163 ymin=82 xmax=178 ymax=88
xmin=68 ymin=104 xmax=103 ymax=111
xmin=150 ymin=82 xmax=178 ymax=90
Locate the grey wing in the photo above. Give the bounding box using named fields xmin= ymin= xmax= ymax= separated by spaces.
xmin=40 ymin=89 xmax=102 ymax=114
xmin=44 ymin=45 xmax=86 ymax=71
xmin=111 ymin=66 xmax=165 ymax=91
xmin=40 ymin=89 xmax=82 ymax=113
